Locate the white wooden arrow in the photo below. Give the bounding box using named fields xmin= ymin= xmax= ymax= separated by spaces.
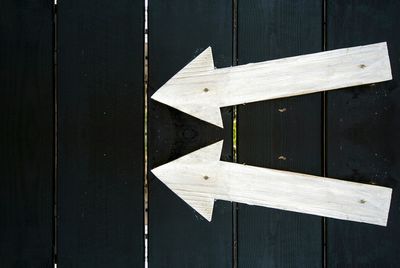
xmin=151 ymin=42 xmax=392 ymax=128
xmin=152 ymin=141 xmax=392 ymax=226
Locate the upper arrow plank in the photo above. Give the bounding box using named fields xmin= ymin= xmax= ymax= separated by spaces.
xmin=151 ymin=42 xmax=392 ymax=128
xmin=152 ymin=141 xmax=392 ymax=226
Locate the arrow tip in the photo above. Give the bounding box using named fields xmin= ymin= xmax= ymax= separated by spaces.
xmin=151 ymin=47 xmax=224 ymax=128
xmin=151 ymin=140 xmax=224 ymax=221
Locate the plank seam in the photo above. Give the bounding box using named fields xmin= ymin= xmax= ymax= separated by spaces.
xmin=322 ymin=0 xmax=328 ymax=267
xmin=144 ymin=1 xmax=149 ymax=267
xmin=144 ymin=0 xmax=149 ymax=267
xmin=53 ymin=1 xmax=58 ymax=265
xmin=232 ymin=0 xmax=238 ymax=268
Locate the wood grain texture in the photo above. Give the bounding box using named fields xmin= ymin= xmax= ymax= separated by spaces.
xmin=57 ymin=0 xmax=144 ymax=267
xmin=152 ymin=43 xmax=392 ymax=127
xmin=148 ymin=1 xmax=232 ymax=267
xmin=0 ymin=0 xmax=54 ymax=267
xmin=152 ymin=141 xmax=392 ymax=226
xmin=237 ymin=0 xmax=323 ymax=267
xmin=327 ymin=0 xmax=400 ymax=266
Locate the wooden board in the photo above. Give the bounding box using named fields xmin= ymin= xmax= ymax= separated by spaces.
xmin=326 ymin=0 xmax=400 ymax=266
xmin=148 ymin=1 xmax=233 ymax=267
xmin=57 ymin=0 xmax=144 ymax=266
xmin=152 ymin=141 xmax=392 ymax=226
xmin=152 ymin=43 xmax=391 ymax=128
xmin=0 ymin=0 xmax=54 ymax=266
xmin=237 ymin=0 xmax=323 ymax=266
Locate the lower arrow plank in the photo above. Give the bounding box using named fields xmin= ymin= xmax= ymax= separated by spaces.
xmin=152 ymin=141 xmax=392 ymax=226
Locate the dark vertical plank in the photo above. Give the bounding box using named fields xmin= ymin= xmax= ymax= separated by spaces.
xmin=58 ymin=0 xmax=144 ymax=267
xmin=237 ymin=1 xmax=323 ymax=267
xmin=148 ymin=1 xmax=232 ymax=267
xmin=0 ymin=0 xmax=54 ymax=267
xmin=327 ymin=1 xmax=400 ymax=266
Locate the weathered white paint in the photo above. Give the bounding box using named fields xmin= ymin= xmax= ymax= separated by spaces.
xmin=151 ymin=42 xmax=392 ymax=128
xmin=152 ymin=141 xmax=392 ymax=226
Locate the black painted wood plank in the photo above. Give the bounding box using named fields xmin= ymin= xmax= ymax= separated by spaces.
xmin=57 ymin=1 xmax=144 ymax=267
xmin=148 ymin=1 xmax=233 ymax=267
xmin=0 ymin=0 xmax=54 ymax=267
xmin=237 ymin=1 xmax=323 ymax=267
xmin=326 ymin=1 xmax=400 ymax=266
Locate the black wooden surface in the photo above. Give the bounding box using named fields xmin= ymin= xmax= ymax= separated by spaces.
xmin=0 ymin=0 xmax=54 ymax=267
xmin=237 ymin=1 xmax=323 ymax=267
xmin=3 ymin=1 xmax=400 ymax=267
xmin=326 ymin=0 xmax=400 ymax=266
xmin=148 ymin=1 xmax=233 ymax=267
xmin=57 ymin=0 xmax=144 ymax=267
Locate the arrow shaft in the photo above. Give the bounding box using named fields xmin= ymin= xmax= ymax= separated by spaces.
xmin=209 ymin=161 xmax=391 ymax=226
xmin=220 ymin=43 xmax=390 ymax=106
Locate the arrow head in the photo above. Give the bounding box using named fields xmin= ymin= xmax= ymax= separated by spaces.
xmin=151 ymin=47 xmax=224 ymax=128
xmin=151 ymin=140 xmax=224 ymax=221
